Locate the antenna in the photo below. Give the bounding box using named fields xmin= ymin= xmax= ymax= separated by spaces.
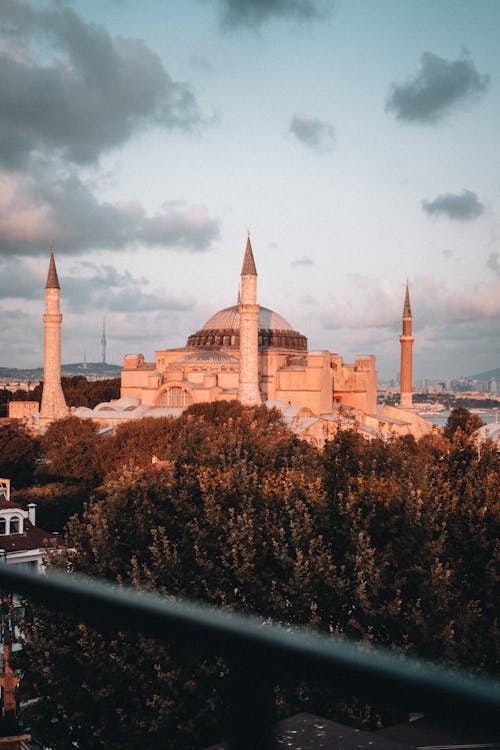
xmin=101 ymin=317 xmax=107 ymax=364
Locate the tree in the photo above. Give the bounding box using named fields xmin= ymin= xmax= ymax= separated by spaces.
xmin=60 ymin=376 xmax=120 ymax=408
xmin=443 ymin=407 xmax=483 ymax=440
xmin=15 ymin=405 xmax=499 ymax=748
xmin=12 ymin=483 xmax=87 ymax=533
xmin=40 ymin=416 xmax=103 ymax=486
xmin=0 ymin=422 xmax=38 ymax=488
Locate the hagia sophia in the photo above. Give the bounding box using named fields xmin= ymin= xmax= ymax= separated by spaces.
xmin=21 ymin=239 xmax=433 ymax=443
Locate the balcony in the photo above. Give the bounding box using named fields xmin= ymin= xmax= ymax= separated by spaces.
xmin=0 ymin=565 xmax=498 ymax=749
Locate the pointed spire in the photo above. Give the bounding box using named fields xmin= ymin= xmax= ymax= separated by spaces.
xmin=241 ymin=233 xmax=257 ymax=276
xmin=403 ymin=279 xmax=411 ymax=317
xmin=45 ymin=244 xmax=60 ymax=289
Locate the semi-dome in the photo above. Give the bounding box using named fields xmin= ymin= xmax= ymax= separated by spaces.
xmin=186 ymin=305 xmax=307 ymax=351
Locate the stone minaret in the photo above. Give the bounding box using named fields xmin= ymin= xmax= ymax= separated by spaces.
xmin=40 ymin=246 xmax=68 ymax=427
xmin=399 ymin=280 xmax=414 ymax=409
xmin=237 ymin=235 xmax=261 ymax=406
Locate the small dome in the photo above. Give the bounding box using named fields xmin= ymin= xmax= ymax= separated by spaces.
xmin=174 ymin=350 xmax=240 ymax=364
xmin=187 ymin=305 xmax=307 ymax=352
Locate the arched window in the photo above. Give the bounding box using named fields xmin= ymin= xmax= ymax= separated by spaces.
xmin=157 ymin=386 xmax=193 ymax=407
xmin=9 ymin=516 xmax=20 ymax=534
xmin=0 ymin=519 xmax=5 ymax=535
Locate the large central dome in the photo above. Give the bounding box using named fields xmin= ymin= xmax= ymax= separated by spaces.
xmin=187 ymin=305 xmax=307 ymax=351
xmin=203 ymin=305 xmax=293 ymax=332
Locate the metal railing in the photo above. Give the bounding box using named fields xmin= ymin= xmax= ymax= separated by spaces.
xmin=0 ymin=565 xmax=498 ymax=749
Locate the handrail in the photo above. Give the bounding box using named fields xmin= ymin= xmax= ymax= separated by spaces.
xmin=0 ymin=565 xmax=498 ymax=748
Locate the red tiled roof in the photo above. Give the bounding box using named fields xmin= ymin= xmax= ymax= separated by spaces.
xmin=0 ymin=499 xmax=24 ymax=511
xmin=0 ymin=522 xmax=57 ymax=552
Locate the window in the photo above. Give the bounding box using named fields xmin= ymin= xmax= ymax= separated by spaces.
xmin=157 ymin=386 xmax=192 ymax=407
xmin=12 ymin=560 xmax=37 ymax=572
xmin=9 ymin=516 xmax=20 ymax=534
xmin=0 ymin=518 xmax=5 ymax=535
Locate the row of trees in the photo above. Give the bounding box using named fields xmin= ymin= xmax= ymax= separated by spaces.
xmin=1 ymin=403 xmax=496 ymax=749
xmin=0 ymin=376 xmax=120 ymax=416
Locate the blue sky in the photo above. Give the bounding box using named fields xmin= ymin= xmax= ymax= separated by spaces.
xmin=0 ymin=0 xmax=499 ymax=380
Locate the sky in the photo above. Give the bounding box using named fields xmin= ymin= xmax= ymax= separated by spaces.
xmin=0 ymin=0 xmax=499 ymax=381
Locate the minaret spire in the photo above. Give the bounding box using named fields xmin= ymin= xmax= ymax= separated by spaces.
xmin=46 ymin=244 xmax=60 ymax=289
xmin=399 ymin=279 xmax=414 ymax=409
xmin=237 ymin=234 xmax=261 ymax=406
xmin=241 ymin=233 xmax=257 ymax=276
xmin=403 ymin=278 xmax=411 ymax=317
xmin=40 ymin=246 xmax=68 ymax=429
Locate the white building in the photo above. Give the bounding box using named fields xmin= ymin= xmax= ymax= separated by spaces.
xmin=0 ymin=479 xmax=55 ymax=572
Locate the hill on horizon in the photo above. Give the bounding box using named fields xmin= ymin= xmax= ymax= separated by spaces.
xmin=465 ymin=367 xmax=500 ymax=382
xmin=0 ymin=362 xmax=121 ymax=380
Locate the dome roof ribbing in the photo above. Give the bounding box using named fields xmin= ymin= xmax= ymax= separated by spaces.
xmin=174 ymin=350 xmax=239 ymax=364
xmin=202 ymin=306 xmax=294 ymax=332
xmin=186 ymin=305 xmax=307 ymax=352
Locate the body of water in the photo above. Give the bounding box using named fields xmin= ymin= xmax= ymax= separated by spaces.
xmin=420 ymin=409 xmax=500 ymax=427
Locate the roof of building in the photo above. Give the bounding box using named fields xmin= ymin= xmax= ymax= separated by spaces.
xmin=205 ymin=712 xmax=500 ymax=750
xmin=187 ymin=305 xmax=308 ymax=352
xmin=201 ymin=305 xmax=294 ymax=332
xmin=174 ymin=350 xmax=240 ymax=365
xmin=45 ymin=246 xmax=60 ymax=289
xmin=241 ymin=235 xmax=257 ymax=275
xmin=0 ymin=522 xmax=56 ymax=552
xmin=205 ymin=712 xmax=411 ymax=750
xmin=74 ymin=402 xmax=184 ymax=420
xmin=475 ymin=422 xmax=500 ymax=444
xmin=0 ymin=499 xmax=24 ymax=512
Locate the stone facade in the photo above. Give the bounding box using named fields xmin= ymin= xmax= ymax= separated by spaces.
xmin=7 ymin=401 xmax=39 ymax=422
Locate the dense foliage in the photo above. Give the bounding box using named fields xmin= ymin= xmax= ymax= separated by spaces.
xmin=442 ymin=406 xmax=484 ymax=439
xmin=8 ymin=403 xmax=500 ymax=749
xmin=0 ymin=422 xmax=38 ymax=487
xmin=0 ymin=376 xmax=120 ymax=415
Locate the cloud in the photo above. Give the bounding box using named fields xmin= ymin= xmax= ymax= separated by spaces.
xmin=0 ymin=169 xmax=220 ymax=256
xmin=0 ymin=257 xmax=43 ymax=299
xmin=440 ymin=280 xmax=500 ymax=322
xmin=422 ymin=189 xmax=484 ymax=221
xmin=291 ymin=255 xmax=314 ymax=266
xmin=0 ymin=0 xmax=201 ymax=168
xmin=210 ymin=0 xmax=327 ymax=29
xmin=289 ymin=115 xmax=335 ymax=149
xmin=0 ymin=258 xmax=195 ymax=315
xmin=189 ymin=53 xmax=214 ymax=71
xmin=385 ymin=52 xmax=489 ymax=123
xmin=315 ymin=274 xmax=500 ymax=378
xmin=487 ymin=252 xmax=500 ymax=277
xmin=321 ymin=275 xmax=500 ymax=334
xmin=300 ymin=294 xmax=318 ymax=306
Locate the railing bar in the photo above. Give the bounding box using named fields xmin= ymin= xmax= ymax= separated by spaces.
xmin=0 ymin=566 xmax=498 ymax=728
xmin=228 ymin=656 xmax=275 ymax=750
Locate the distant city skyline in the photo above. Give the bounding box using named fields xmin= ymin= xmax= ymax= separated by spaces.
xmin=0 ymin=0 xmax=499 ymax=380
